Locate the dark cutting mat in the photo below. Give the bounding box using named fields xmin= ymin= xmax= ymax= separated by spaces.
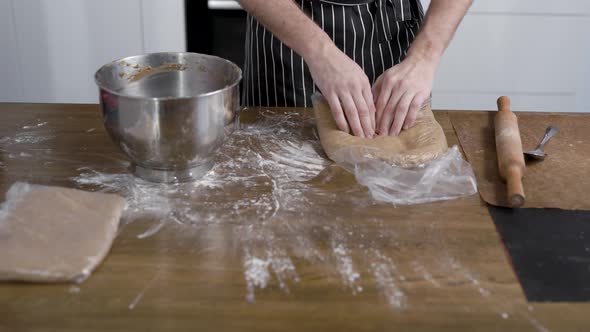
xmin=489 ymin=206 xmax=590 ymax=302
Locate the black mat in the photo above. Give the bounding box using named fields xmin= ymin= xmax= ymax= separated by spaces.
xmin=489 ymin=206 xmax=590 ymax=302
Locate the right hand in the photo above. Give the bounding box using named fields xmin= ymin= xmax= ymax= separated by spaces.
xmin=305 ymin=44 xmax=376 ymax=138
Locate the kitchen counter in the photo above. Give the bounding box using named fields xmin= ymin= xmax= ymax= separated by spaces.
xmin=0 ymin=103 xmax=588 ymax=332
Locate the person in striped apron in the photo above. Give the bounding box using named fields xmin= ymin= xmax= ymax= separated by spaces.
xmin=240 ymin=0 xmax=472 ymax=137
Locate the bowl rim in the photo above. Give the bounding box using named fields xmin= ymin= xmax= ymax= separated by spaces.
xmin=94 ymin=52 xmax=242 ymax=101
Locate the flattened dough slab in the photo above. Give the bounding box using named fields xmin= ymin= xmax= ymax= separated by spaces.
xmin=313 ymin=96 xmax=448 ymax=167
xmin=0 ymin=183 xmax=126 ymax=283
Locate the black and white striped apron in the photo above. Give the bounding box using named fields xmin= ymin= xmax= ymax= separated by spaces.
xmin=242 ymin=0 xmax=425 ymax=108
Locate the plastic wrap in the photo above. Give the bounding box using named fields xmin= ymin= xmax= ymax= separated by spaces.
xmin=0 ymin=182 xmax=125 ymax=283
xmin=331 ymin=145 xmax=478 ymax=205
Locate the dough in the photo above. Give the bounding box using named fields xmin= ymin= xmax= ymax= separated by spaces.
xmin=312 ymin=96 xmax=448 ymax=168
xmin=0 ymin=183 xmax=126 ymax=283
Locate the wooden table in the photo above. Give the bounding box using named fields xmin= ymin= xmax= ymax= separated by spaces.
xmin=0 ymin=103 xmax=588 ymax=332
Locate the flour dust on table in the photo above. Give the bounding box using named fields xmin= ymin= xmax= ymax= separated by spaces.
xmin=1 ymin=119 xmax=54 ymax=146
xmin=68 ymin=110 xmax=541 ymax=329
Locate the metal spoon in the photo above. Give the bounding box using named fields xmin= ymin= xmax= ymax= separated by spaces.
xmin=524 ymin=126 xmax=559 ymax=160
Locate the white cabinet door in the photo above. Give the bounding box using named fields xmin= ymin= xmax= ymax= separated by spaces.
xmin=1 ymin=0 xmax=185 ymax=104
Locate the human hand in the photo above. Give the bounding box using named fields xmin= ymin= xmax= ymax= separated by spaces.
xmin=372 ymin=55 xmax=437 ymax=136
xmin=306 ymin=44 xmax=376 ymax=138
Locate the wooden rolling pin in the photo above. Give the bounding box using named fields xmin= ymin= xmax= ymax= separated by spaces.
xmin=495 ymin=96 xmax=526 ymax=207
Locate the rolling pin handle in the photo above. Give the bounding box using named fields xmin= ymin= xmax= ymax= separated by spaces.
xmin=506 ymin=165 xmax=525 ymax=208
xmin=497 ymin=96 xmax=511 ymax=113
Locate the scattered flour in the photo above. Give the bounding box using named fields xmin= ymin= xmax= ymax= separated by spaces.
xmin=128 ymin=269 xmax=162 ymax=310
xmin=2 ymin=120 xmax=53 ymax=145
xmin=59 ymin=108 xmax=542 ymax=324
xmin=22 ymin=121 xmax=48 ymax=129
xmin=66 ymin=110 xmax=444 ymax=306
xmin=0 ymin=133 xmax=54 ymax=145
xmin=72 ymin=110 xmax=334 ymax=301
xmin=371 ymin=250 xmax=406 ymax=309
xmin=69 ymin=286 xmax=81 ymax=294
xmin=411 ymin=261 xmax=441 ymax=288
xmin=332 ymin=241 xmax=362 ymax=294
xmin=244 ymin=253 xmax=272 ymax=303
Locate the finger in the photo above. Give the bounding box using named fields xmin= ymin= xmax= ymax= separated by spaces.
xmin=375 ymin=74 xmax=398 ymax=128
xmin=372 ymin=75 xmax=383 ymax=104
xmin=353 ymin=90 xmax=374 ymax=138
xmin=375 ymin=78 xmax=393 ymax=128
xmin=375 ymin=87 xmax=392 ymax=128
xmin=378 ymin=88 xmax=405 ymax=136
xmin=403 ymin=92 xmax=428 ymax=130
xmin=362 ymin=87 xmax=376 ymax=135
xmin=364 ymin=89 xmax=376 ymax=134
xmin=389 ymin=93 xmax=413 ymax=136
xmin=340 ymin=93 xmax=364 ymax=137
xmin=327 ymin=93 xmax=350 ymax=134
xmin=372 ymin=76 xmax=383 ymax=127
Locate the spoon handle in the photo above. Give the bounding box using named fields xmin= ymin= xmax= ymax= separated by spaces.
xmin=536 ymin=126 xmax=559 ymax=150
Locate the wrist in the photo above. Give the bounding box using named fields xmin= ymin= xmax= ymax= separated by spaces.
xmin=406 ymin=39 xmax=443 ymax=68
xmin=301 ymin=32 xmax=338 ymax=65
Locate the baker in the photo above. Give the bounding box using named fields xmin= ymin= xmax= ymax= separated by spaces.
xmin=239 ymin=0 xmax=471 ymax=138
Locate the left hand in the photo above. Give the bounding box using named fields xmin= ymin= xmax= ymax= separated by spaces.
xmin=372 ymin=55 xmax=437 ymax=136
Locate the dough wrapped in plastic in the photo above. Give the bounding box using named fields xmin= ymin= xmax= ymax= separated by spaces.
xmin=312 ymin=94 xmax=477 ymax=205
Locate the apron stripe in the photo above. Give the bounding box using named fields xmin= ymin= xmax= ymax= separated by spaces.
xmin=250 ymin=15 xmax=256 ymax=106
xmin=256 ymin=20 xmax=262 ymax=106
xmin=311 ymin=3 xmax=317 ymax=94
xmin=400 ymin=0 xmax=405 ymax=21
xmin=331 ymin=5 xmax=336 ymax=40
xmin=386 ymin=29 xmax=395 ymax=67
xmin=365 ymin=4 xmax=376 ymax=84
xmin=301 ymin=1 xmax=308 ymax=107
xmin=270 ymin=35 xmax=278 ymax=107
xmin=290 ymin=48 xmax=295 ymax=107
xmin=243 ymin=14 xmax=250 ymax=106
xmin=281 ymin=42 xmax=289 ymax=107
xmin=357 ymin=6 xmax=367 ymax=72
xmin=378 ymin=44 xmax=385 ymax=77
xmin=350 ymin=9 xmax=357 ymax=63
xmin=396 ymin=21 xmax=403 ymax=64
xmin=385 ymin=1 xmax=394 ymax=68
xmin=321 ymin=3 xmax=325 ymax=29
xmin=262 ymin=28 xmax=269 ymax=106
xmin=404 ymin=24 xmax=410 ymax=56
xmin=342 ymin=6 xmax=347 ymax=57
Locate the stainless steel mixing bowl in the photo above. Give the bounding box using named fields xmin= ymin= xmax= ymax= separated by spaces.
xmin=95 ymin=52 xmax=241 ymax=183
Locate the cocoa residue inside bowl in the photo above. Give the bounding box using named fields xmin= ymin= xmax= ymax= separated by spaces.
xmin=121 ymin=63 xmax=188 ymax=82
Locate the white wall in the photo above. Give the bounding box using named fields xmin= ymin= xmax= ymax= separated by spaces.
xmin=0 ymin=0 xmax=186 ymax=104
xmin=0 ymin=0 xmax=22 ymax=101
xmin=428 ymin=0 xmax=590 ymax=112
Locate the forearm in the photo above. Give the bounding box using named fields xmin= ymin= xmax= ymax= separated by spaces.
xmin=238 ymin=0 xmax=334 ymax=61
xmin=407 ymin=0 xmax=473 ymax=65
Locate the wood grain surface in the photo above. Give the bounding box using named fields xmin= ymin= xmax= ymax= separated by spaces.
xmin=0 ymin=103 xmax=588 ymax=332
